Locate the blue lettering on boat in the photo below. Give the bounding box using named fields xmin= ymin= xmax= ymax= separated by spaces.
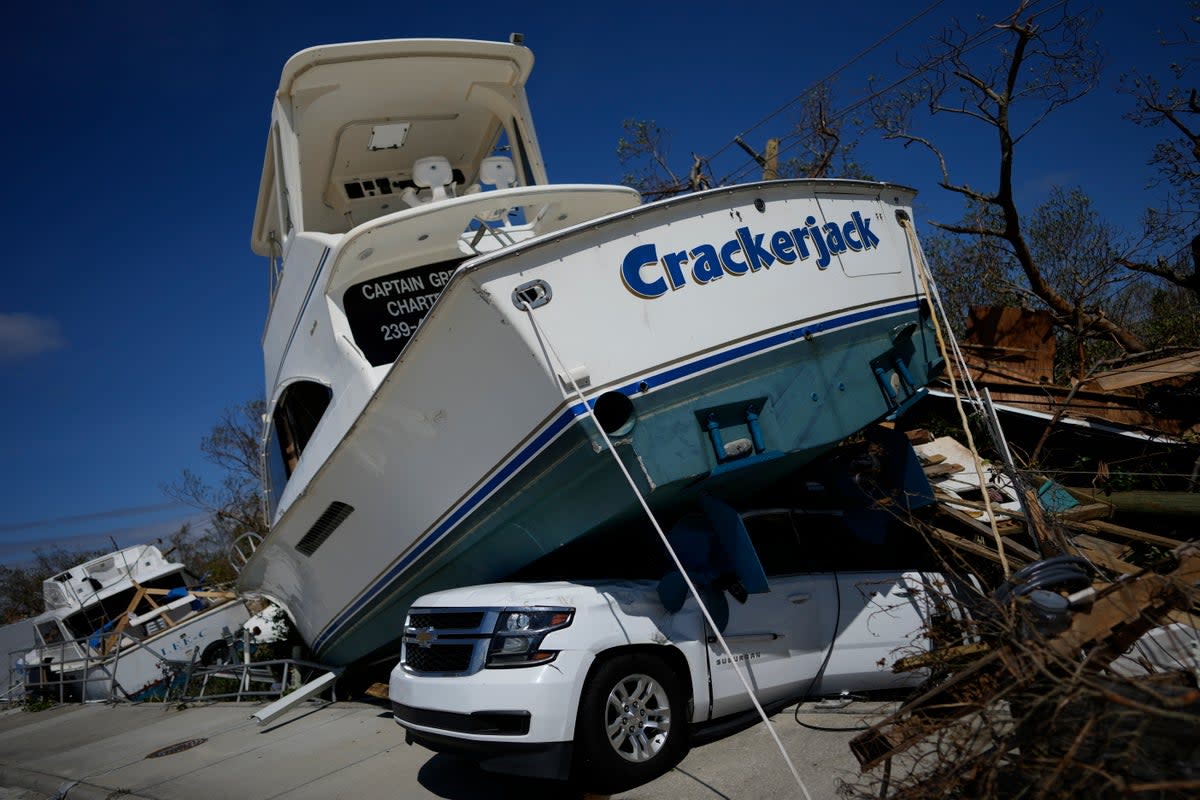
xmin=620 ymin=210 xmax=881 ymax=299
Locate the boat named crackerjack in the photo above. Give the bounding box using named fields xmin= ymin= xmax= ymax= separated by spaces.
xmin=236 ymin=38 xmax=942 ymax=666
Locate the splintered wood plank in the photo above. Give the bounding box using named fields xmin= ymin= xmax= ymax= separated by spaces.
xmin=1081 ymin=350 xmax=1200 ymax=391
xmin=928 ymin=525 xmax=1031 ymax=567
xmin=1064 ymin=518 xmax=1185 ymax=549
xmin=936 ymin=505 xmax=1041 ymax=561
xmin=1072 ymin=535 xmax=1139 ymax=575
xmin=1056 ymin=502 xmax=1113 ymax=522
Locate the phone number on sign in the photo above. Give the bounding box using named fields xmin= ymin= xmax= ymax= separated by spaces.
xmin=381 ymin=322 xmax=416 ymax=341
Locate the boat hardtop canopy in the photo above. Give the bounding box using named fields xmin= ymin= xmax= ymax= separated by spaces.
xmin=41 ymin=544 xmax=185 ymax=612
xmin=252 ymin=38 xmax=543 ymax=256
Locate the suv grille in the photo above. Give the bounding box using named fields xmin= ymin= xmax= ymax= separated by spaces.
xmin=405 ymin=643 xmax=475 ymax=674
xmin=402 ymin=607 xmax=493 ymax=676
xmin=408 ymin=611 xmax=484 ymax=630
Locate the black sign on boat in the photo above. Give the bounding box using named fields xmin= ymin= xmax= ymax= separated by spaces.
xmin=344 ymin=258 xmax=463 ymax=366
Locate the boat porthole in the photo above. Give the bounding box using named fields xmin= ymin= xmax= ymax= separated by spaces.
xmin=754 ymin=198 xmax=766 ymax=213
xmin=594 ymin=392 xmax=636 ymax=436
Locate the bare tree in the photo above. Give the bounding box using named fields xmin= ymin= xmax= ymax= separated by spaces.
xmin=616 ymin=120 xmax=703 ymax=200
xmin=872 ymin=2 xmax=1149 ymax=354
xmin=778 ymin=82 xmax=872 ymax=181
xmin=617 ymin=81 xmax=870 ymax=198
xmin=1118 ymin=6 xmax=1200 ymax=297
xmin=164 ymin=401 xmax=268 ymax=583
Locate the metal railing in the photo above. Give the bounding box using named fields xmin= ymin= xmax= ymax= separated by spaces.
xmin=7 ymin=634 xmax=126 ymax=705
xmin=171 ymin=655 xmax=339 ymax=704
xmin=8 ymin=628 xmax=340 ymax=710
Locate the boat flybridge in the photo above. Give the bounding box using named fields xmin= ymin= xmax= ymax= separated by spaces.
xmin=249 ymin=38 xmax=638 ymax=500
xmin=239 ymin=37 xmax=942 ymax=667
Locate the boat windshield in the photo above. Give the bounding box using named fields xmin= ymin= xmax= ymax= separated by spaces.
xmin=36 ymin=620 xmax=65 ymax=645
xmin=59 ymin=572 xmax=193 ymax=641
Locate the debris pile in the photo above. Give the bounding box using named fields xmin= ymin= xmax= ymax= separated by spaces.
xmin=838 ymin=428 xmax=1200 ymax=800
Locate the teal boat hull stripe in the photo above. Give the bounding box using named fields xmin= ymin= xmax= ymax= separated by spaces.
xmin=312 ymin=296 xmax=921 ymax=652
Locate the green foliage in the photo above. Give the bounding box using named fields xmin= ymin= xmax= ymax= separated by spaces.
xmin=22 ymin=695 xmax=58 ymax=713
xmin=1023 ymin=188 xmax=1141 ymax=381
xmin=923 ymin=205 xmax=1025 ymax=338
xmin=1138 ymin=285 xmax=1200 ymax=349
xmin=164 ymin=522 xmax=237 ymax=587
xmin=925 ymin=187 xmax=1194 ymax=382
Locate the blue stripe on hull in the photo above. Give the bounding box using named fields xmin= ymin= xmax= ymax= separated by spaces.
xmin=312 ymin=297 xmax=930 ymax=658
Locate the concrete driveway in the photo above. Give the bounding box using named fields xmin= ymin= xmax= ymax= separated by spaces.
xmin=0 ymin=699 xmax=890 ymax=799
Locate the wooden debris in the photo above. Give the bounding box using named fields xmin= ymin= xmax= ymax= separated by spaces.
xmin=922 ymin=462 xmax=963 ymax=479
xmin=363 ymin=682 xmax=390 ymax=700
xmin=849 ymin=544 xmax=1200 ymax=771
xmin=927 ymin=526 xmax=1029 ymax=568
xmin=1079 ymin=349 xmax=1200 ymax=392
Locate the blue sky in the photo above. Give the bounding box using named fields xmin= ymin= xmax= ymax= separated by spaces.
xmin=0 ymin=1 xmax=1188 ymax=566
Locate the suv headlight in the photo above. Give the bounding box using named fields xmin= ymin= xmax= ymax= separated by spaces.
xmin=486 ymin=607 xmax=573 ymax=668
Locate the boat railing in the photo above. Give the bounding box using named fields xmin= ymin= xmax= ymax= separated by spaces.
xmin=331 ymin=184 xmax=639 ymax=274
xmin=170 ymin=655 xmax=341 ymax=706
xmin=7 ymin=630 xmax=337 ymax=710
xmin=7 ymin=633 xmax=107 ymax=705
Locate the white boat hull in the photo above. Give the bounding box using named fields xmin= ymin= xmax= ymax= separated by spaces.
xmin=239 ymin=180 xmax=941 ymax=665
xmin=24 ymin=600 xmax=251 ymax=701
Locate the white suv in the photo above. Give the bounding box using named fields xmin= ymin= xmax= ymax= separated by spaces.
xmin=390 ymin=507 xmax=957 ymax=793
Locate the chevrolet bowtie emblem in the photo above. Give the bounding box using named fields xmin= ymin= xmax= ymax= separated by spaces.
xmin=415 ymin=627 xmax=436 ymax=648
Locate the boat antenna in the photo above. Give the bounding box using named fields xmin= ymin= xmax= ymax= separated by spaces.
xmin=111 ymin=536 xmax=142 ymax=590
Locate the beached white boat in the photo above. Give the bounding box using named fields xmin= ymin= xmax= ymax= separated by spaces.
xmin=20 ymin=545 xmax=251 ymax=701
xmin=237 ymin=38 xmax=942 ymax=666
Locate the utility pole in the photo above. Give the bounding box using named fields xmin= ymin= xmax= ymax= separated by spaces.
xmin=734 ymin=136 xmax=781 ymax=181
xmin=763 ymin=138 xmax=779 ymax=181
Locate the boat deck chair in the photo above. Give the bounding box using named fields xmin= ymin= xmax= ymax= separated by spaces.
xmin=402 ymin=155 xmax=456 ymax=206
xmin=476 ymin=156 xmax=518 ymax=221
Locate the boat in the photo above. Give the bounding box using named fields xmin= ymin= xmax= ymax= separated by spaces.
xmin=236 ymin=37 xmax=943 ymax=667
xmin=19 ymin=544 xmax=252 ymax=701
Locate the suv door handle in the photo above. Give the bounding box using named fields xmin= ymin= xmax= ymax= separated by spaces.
xmin=789 ymin=592 xmax=811 ymax=604
xmin=708 ymin=633 xmax=781 ymax=644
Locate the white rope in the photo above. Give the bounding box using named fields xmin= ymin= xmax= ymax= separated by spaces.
xmin=518 ymin=301 xmax=814 ymax=800
xmin=899 ymin=215 xmax=1012 ymax=577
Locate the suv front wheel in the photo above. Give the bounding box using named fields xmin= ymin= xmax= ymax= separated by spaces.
xmin=573 ymin=652 xmax=689 ymax=793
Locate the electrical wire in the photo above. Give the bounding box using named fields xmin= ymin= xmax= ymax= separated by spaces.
xmin=706 ymin=0 xmax=949 ymax=165
xmin=790 ymin=567 xmax=877 ymax=733
xmin=717 ymin=19 xmax=1008 ymax=186
xmin=713 ymin=0 xmax=1069 ymax=186
xmin=899 ymin=213 xmax=1014 ymax=576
